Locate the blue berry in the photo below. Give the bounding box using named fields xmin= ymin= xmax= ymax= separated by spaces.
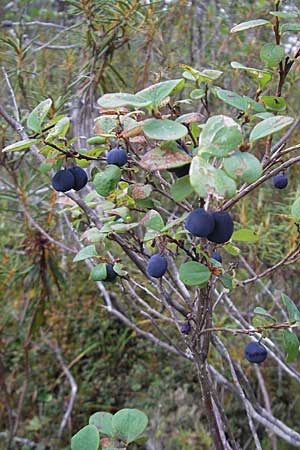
xmin=107 ymin=147 xmax=128 ymax=167
xmin=207 ymin=212 xmax=234 ymax=244
xmin=52 ymin=169 xmax=75 ymax=192
xmin=273 ymin=174 xmax=288 ymax=189
xmin=185 ymin=208 xmax=215 ymax=238
xmin=146 ymin=254 xmax=168 ymax=278
xmin=244 ymin=341 xmax=267 ymax=364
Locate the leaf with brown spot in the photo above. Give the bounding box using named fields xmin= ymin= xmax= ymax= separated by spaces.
xmin=140 ymin=142 xmax=191 ymax=171
xmin=130 ymin=184 xmax=153 ymax=199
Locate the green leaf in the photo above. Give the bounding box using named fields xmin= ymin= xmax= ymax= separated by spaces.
xmin=90 ymin=264 xmax=107 ymax=281
xmin=199 ymin=115 xmax=241 ymax=151
xmin=230 ymin=19 xmax=270 ymax=33
xmin=197 ymin=69 xmax=223 ymax=82
xmin=190 ymin=89 xmax=205 ymax=100
xmin=93 ymin=166 xmax=121 ymax=197
xmin=94 ymin=116 xmax=118 ymax=134
xmin=113 ymin=262 xmax=127 ymax=276
xmin=182 ymin=65 xmax=223 ymax=83
xmin=260 ymin=44 xmax=285 ymax=67
xmin=45 ymin=117 xmax=70 ymax=140
xmin=283 ymin=329 xmax=299 ymax=363
xmin=27 ymin=98 xmax=52 ymax=133
xmin=140 ymin=210 xmax=164 ymax=231
xmin=243 ymin=96 xmax=266 ymax=113
xmin=109 ymin=223 xmax=139 ymax=233
xmin=179 ymin=261 xmax=211 ymax=286
xmin=89 ymin=412 xmax=114 ymax=437
xmin=261 ymin=96 xmax=286 ymax=112
xmin=137 ymin=79 xmax=184 ymax=109
xmin=231 ymin=229 xmax=259 ymax=242
xmin=199 ymin=115 xmax=242 ymax=157
xmin=220 ymin=274 xmax=233 ymax=290
xmin=250 ymin=116 xmax=294 ymax=142
xmin=214 ymin=169 xmax=237 ymax=198
xmin=280 ymin=23 xmax=300 ymax=33
xmin=270 ymin=11 xmax=300 ymax=19
xmin=190 ymin=157 xmax=236 ymax=199
xmin=254 ymin=112 xmax=275 ymax=120
xmin=223 ymin=243 xmax=241 ymax=256
xmin=190 ymin=157 xmax=216 ymax=198
xmin=215 ymin=89 xmax=247 ymax=111
xmin=252 ymin=316 xmax=271 ymax=328
xmin=97 ymin=93 xmax=151 ymax=109
xmin=2 ymin=138 xmax=40 ymax=152
xmin=73 ymin=245 xmax=98 ymax=262
xmin=170 ymin=175 xmax=193 ymax=201
xmin=87 ymin=136 xmax=107 ymax=145
xmin=223 ymin=151 xmax=262 ymax=183
xmin=253 ymin=307 xmax=276 ymax=321
xmin=291 ymin=198 xmax=300 ymax=221
xmin=71 ymin=425 xmax=100 ymax=450
xmin=81 ymin=227 xmax=106 ymax=243
xmin=143 ymin=119 xmax=188 ymax=140
xmin=175 ymin=113 xmax=202 ymax=124
xmin=140 ymin=142 xmax=190 ymax=171
xmin=231 ymin=62 xmax=272 ymax=90
xmin=281 ymin=293 xmax=300 ymax=322
xmin=112 ymin=409 xmax=148 ymax=444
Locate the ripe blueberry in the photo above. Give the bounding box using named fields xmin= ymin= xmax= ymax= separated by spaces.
xmin=52 ymin=169 xmax=75 ymax=192
xmin=212 ymin=252 xmax=222 ymax=263
xmin=69 ymin=166 xmax=88 ymax=191
xmin=104 ymin=264 xmax=117 ymax=282
xmin=168 ymin=164 xmax=191 ymax=178
xmin=146 ymin=253 xmax=168 ymax=278
xmin=244 ymin=341 xmax=267 ymax=364
xmin=181 ymin=322 xmax=191 ymax=335
xmin=207 ymin=211 xmax=234 ymax=244
xmin=107 ymin=147 xmax=128 ymax=167
xmin=273 ymin=174 xmax=288 ymax=189
xmin=185 ymin=208 xmax=215 ymax=238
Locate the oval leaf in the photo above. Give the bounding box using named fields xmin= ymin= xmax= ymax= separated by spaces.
xmin=46 ymin=117 xmax=70 ymax=140
xmin=143 ymin=119 xmax=188 ymax=140
xmin=283 ymin=329 xmax=299 ymax=363
xmin=97 ymin=93 xmax=151 ymax=109
xmin=231 ymin=19 xmax=270 ymax=33
xmin=140 ymin=142 xmax=190 ymax=171
xmin=170 ymin=175 xmax=193 ymax=202
xmin=215 ymin=89 xmax=247 ymax=111
xmin=73 ymin=245 xmax=98 ymax=262
xmin=281 ymin=293 xmax=300 ymax=322
xmin=179 ymin=261 xmax=211 ymax=286
xmin=261 ymin=96 xmax=286 ymax=112
xmin=260 ymin=44 xmax=285 ymax=67
xmin=250 ymin=116 xmax=294 ymax=142
xmin=27 ymin=98 xmax=52 ymax=133
xmin=231 ymin=229 xmax=259 ymax=242
xmin=89 ymin=412 xmax=114 ymax=437
xmin=112 ymin=408 xmax=148 ymax=444
xmin=231 ymin=62 xmax=272 ymax=90
xmin=93 ymin=166 xmax=121 ymax=197
xmin=90 ymin=264 xmax=107 ymax=282
xmin=2 ymin=138 xmax=40 ymax=152
xmin=71 ymin=425 xmax=100 ymax=450
xmin=224 ymin=151 xmax=262 ymax=183
xmin=137 ymin=79 xmax=184 ymax=109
